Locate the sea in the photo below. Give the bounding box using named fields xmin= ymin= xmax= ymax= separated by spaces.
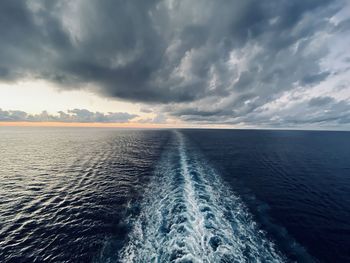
xmin=0 ymin=127 xmax=349 ymax=262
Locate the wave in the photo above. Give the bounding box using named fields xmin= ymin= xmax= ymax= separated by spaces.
xmin=118 ymin=131 xmax=285 ymax=262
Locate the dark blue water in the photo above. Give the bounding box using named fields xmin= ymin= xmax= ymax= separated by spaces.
xmin=183 ymin=129 xmax=350 ymax=262
xmin=0 ymin=128 xmax=349 ymax=262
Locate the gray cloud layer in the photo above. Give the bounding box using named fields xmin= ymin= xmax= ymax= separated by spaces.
xmin=0 ymin=108 xmax=137 ymax=123
xmin=0 ymin=0 xmax=349 ymax=127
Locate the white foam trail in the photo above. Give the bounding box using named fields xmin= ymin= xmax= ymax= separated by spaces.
xmin=119 ymin=131 xmax=285 ymax=262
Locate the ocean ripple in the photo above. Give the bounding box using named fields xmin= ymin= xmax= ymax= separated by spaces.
xmin=117 ymin=131 xmax=284 ymax=263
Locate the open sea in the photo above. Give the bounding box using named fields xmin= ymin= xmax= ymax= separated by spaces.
xmin=0 ymin=127 xmax=349 ymax=262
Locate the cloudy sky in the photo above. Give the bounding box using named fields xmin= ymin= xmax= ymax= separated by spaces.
xmin=0 ymin=0 xmax=350 ymax=129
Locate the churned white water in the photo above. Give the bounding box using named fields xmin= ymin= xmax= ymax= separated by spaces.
xmin=119 ymin=131 xmax=285 ymax=262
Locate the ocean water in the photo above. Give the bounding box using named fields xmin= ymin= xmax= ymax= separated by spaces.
xmin=0 ymin=128 xmax=349 ymax=262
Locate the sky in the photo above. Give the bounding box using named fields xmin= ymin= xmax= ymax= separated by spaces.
xmin=0 ymin=0 xmax=350 ymax=129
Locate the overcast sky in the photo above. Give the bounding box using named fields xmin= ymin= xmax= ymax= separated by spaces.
xmin=0 ymin=0 xmax=349 ymax=128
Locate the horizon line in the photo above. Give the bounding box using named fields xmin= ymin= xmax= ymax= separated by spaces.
xmin=0 ymin=121 xmax=349 ymax=132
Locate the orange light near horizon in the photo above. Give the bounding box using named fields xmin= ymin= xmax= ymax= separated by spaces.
xmin=0 ymin=121 xmax=169 ymax=128
xmin=0 ymin=121 xmax=237 ymax=129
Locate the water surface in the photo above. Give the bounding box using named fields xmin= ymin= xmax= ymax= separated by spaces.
xmin=0 ymin=127 xmax=349 ymax=262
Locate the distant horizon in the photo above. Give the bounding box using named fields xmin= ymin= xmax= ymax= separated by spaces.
xmin=1 ymin=121 xmax=350 ymax=132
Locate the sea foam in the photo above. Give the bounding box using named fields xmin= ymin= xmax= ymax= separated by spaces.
xmin=119 ymin=131 xmax=285 ymax=262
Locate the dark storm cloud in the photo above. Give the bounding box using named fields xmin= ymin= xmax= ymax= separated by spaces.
xmin=0 ymin=0 xmax=349 ymax=126
xmin=308 ymin=96 xmax=335 ymax=107
xmin=281 ymin=98 xmax=350 ymax=126
xmin=0 ymin=108 xmax=137 ymax=123
xmin=176 ymin=96 xmax=350 ymax=128
xmin=301 ymin=72 xmax=331 ymax=85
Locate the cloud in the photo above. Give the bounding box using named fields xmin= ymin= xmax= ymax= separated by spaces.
xmin=308 ymin=96 xmax=335 ymax=107
xmin=0 ymin=0 xmax=349 ymax=127
xmin=276 ymin=98 xmax=350 ymax=126
xmin=139 ymin=107 xmax=153 ymax=114
xmin=0 ymin=108 xmax=138 ymax=123
xmin=173 ymin=95 xmax=350 ymax=128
